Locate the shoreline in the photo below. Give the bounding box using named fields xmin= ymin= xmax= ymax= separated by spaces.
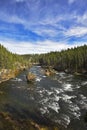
xmin=0 ymin=67 xmax=28 ymax=84
xmin=41 ymin=65 xmax=87 ymax=77
xmin=0 ymin=65 xmax=87 ymax=84
xmin=0 ymin=69 xmax=15 ymax=84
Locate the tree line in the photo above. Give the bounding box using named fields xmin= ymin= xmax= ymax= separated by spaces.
xmin=22 ymin=45 xmax=87 ymax=73
xmin=0 ymin=44 xmax=28 ymax=70
xmin=37 ymin=45 xmax=87 ymax=73
xmin=0 ymin=44 xmax=87 ymax=74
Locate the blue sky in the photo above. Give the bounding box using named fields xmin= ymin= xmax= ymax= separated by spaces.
xmin=0 ymin=0 xmax=87 ymax=54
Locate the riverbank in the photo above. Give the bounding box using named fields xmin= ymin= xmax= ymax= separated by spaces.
xmin=41 ymin=65 xmax=87 ymax=77
xmin=0 ymin=69 xmax=19 ymax=83
xmin=0 ymin=66 xmax=28 ymax=84
xmin=0 ymin=111 xmax=59 ymax=130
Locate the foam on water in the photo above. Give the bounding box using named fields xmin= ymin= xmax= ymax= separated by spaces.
xmin=43 ymin=75 xmax=46 ymax=78
xmin=12 ymin=78 xmax=22 ymax=82
xmin=31 ymin=68 xmax=87 ymax=128
xmin=48 ymin=102 xmax=60 ymax=113
xmin=54 ymin=95 xmax=60 ymax=102
xmin=55 ymin=72 xmax=59 ymax=74
xmin=59 ymin=114 xmax=70 ymax=127
xmin=17 ymin=86 xmax=21 ymax=89
xmin=57 ymin=80 xmax=63 ymax=83
xmin=54 ymin=89 xmax=60 ymax=94
xmin=79 ymin=101 xmax=87 ymax=109
xmin=37 ymin=66 xmax=41 ymax=68
xmin=40 ymin=98 xmax=49 ymax=104
xmin=46 ymin=91 xmax=53 ymax=95
xmin=59 ymin=72 xmax=65 ymax=77
xmin=62 ymin=94 xmax=76 ymax=101
xmin=81 ymin=81 xmax=87 ymax=86
xmin=40 ymin=107 xmax=49 ymax=114
xmin=17 ymin=86 xmax=25 ymax=89
xmin=78 ymin=94 xmax=87 ymax=109
xmin=36 ymin=82 xmax=82 ymax=128
xmin=80 ymin=94 xmax=87 ymax=100
xmin=36 ymin=77 xmax=42 ymax=82
xmin=68 ymin=104 xmax=80 ymax=111
xmin=76 ymin=85 xmax=81 ymax=89
xmin=62 ymin=83 xmax=73 ymax=91
xmin=51 ymin=88 xmax=63 ymax=93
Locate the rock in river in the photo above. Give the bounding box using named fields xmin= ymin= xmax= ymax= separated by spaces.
xmin=26 ymin=72 xmax=36 ymax=83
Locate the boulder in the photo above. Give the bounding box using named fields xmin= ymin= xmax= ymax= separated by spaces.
xmin=26 ymin=72 xmax=36 ymax=82
xmin=45 ymin=69 xmax=55 ymax=76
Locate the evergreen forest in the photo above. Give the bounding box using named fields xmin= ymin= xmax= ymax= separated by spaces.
xmin=0 ymin=44 xmax=28 ymax=70
xmin=0 ymin=44 xmax=87 ymax=74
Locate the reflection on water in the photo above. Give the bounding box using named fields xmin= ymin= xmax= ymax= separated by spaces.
xmin=0 ymin=66 xmax=87 ymax=130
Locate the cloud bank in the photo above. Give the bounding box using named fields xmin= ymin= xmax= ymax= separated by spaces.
xmin=0 ymin=0 xmax=87 ymax=54
xmin=0 ymin=40 xmax=86 ymax=54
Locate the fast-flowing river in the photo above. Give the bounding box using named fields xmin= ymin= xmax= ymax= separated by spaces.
xmin=0 ymin=66 xmax=87 ymax=130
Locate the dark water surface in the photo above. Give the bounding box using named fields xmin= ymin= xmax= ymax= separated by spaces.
xmin=0 ymin=66 xmax=87 ymax=130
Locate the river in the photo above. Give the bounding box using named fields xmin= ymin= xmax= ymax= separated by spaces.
xmin=0 ymin=66 xmax=87 ymax=130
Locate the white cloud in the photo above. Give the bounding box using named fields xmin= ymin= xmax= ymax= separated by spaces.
xmin=68 ymin=0 xmax=75 ymax=4
xmin=32 ymin=28 xmax=58 ymax=37
xmin=0 ymin=12 xmax=26 ymax=25
xmin=15 ymin=0 xmax=25 ymax=2
xmin=0 ymin=40 xmax=86 ymax=54
xmin=76 ymin=12 xmax=87 ymax=26
xmin=65 ymin=26 xmax=87 ymax=37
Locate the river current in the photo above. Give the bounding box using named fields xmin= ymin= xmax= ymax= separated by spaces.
xmin=0 ymin=66 xmax=87 ymax=130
